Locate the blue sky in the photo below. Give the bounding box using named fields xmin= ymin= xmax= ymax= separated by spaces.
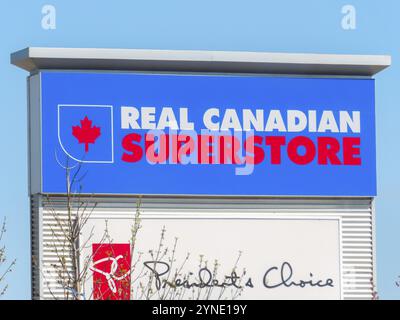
xmin=0 ymin=0 xmax=399 ymax=299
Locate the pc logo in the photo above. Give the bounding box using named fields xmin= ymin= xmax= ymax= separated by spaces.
xmin=58 ymin=104 xmax=114 ymax=163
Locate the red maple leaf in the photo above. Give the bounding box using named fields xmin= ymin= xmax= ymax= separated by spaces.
xmin=72 ymin=116 xmax=101 ymax=153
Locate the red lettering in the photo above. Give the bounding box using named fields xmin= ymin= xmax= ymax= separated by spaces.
xmin=244 ymin=135 xmax=264 ymax=165
xmin=318 ymin=137 xmax=342 ymax=165
xmin=178 ymin=135 xmax=195 ymax=163
xmin=145 ymin=134 xmax=169 ymax=163
xmin=121 ymin=133 xmax=143 ymax=163
xmin=171 ymin=134 xmax=194 ymax=164
xmin=198 ymin=135 xmax=216 ymax=164
xmin=287 ymin=136 xmax=316 ymax=165
xmin=343 ymin=137 xmax=361 ymax=165
xmin=266 ymin=136 xmax=286 ymax=164
xmin=219 ymin=135 xmax=243 ymax=164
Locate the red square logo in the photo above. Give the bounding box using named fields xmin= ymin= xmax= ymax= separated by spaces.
xmin=91 ymin=243 xmax=131 ymax=300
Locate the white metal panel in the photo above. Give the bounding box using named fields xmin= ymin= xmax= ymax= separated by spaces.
xmin=32 ymin=196 xmax=374 ymax=300
xmin=27 ymin=75 xmax=41 ymax=195
xmin=84 ymin=216 xmax=343 ymax=300
xmin=11 ymin=47 xmax=391 ymax=76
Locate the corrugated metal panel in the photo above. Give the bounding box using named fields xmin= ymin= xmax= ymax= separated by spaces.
xmin=30 ymin=195 xmax=41 ymax=300
xmin=32 ymin=196 xmax=374 ymax=300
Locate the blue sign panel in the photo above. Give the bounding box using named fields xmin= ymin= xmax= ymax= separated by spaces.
xmin=40 ymin=71 xmax=376 ymax=196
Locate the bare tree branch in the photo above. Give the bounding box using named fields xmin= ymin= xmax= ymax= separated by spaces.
xmin=0 ymin=217 xmax=16 ymax=297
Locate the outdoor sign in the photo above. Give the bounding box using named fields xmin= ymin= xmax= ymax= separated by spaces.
xmin=82 ymin=217 xmax=342 ymax=300
xmin=91 ymin=243 xmax=131 ymax=300
xmin=39 ymin=71 xmax=376 ymax=196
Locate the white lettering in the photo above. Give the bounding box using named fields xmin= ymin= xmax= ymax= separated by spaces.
xmin=243 ymin=109 xmax=264 ymax=131
xmin=265 ymin=110 xmax=287 ymax=132
xmin=287 ymin=110 xmax=307 ymax=132
xmin=340 ymin=111 xmax=360 ymax=133
xmin=221 ymin=109 xmax=242 ymax=131
xmin=121 ymin=106 xmax=140 ymax=129
xmin=203 ymin=108 xmax=220 ymax=131
xmin=141 ymin=107 xmax=156 ymax=129
xmin=318 ymin=111 xmax=339 ymax=133
xmin=180 ymin=108 xmax=194 ymax=130
xmin=157 ymin=107 xmax=179 ymax=130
